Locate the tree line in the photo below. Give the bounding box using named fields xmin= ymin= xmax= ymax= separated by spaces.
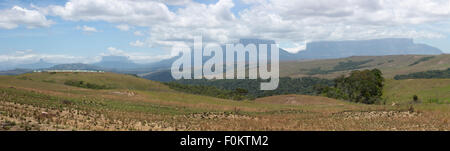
xmin=394 ymin=68 xmax=450 ymax=80
xmin=171 ymin=77 xmax=333 ymax=100
xmin=167 ymin=69 xmax=384 ymax=104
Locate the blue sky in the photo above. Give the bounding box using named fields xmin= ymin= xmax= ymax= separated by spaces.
xmin=0 ymin=0 xmax=449 ymax=65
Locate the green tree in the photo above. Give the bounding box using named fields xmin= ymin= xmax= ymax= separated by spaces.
xmin=322 ymin=69 xmax=384 ymax=104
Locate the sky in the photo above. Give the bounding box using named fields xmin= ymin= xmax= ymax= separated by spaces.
xmin=0 ymin=0 xmax=450 ymax=65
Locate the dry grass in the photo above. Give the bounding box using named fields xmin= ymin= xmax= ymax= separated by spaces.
xmin=0 ymin=73 xmax=449 ymax=131
xmin=254 ymin=94 xmax=345 ymax=106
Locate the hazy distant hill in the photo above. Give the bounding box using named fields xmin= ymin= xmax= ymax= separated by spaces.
xmin=0 ymin=68 xmax=32 ymax=75
xmin=16 ymin=59 xmax=56 ymax=70
xmin=296 ymin=38 xmax=442 ymax=59
xmin=46 ymin=63 xmax=104 ymax=70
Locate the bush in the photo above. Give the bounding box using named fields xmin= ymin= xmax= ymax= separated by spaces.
xmin=413 ymin=95 xmax=419 ymax=103
xmin=64 ymin=80 xmax=111 ymax=89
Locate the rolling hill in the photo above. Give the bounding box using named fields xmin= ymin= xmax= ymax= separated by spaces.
xmin=383 ymin=79 xmax=450 ymax=104
xmin=281 ymin=54 xmax=450 ymax=79
xmin=1 ymin=72 xmax=448 ymax=130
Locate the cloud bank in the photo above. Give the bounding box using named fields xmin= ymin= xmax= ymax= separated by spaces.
xmin=1 ymin=0 xmax=450 ymax=63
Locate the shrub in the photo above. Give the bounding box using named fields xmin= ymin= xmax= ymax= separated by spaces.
xmin=413 ymin=95 xmax=419 ymax=103
xmin=64 ymin=80 xmax=111 ymax=89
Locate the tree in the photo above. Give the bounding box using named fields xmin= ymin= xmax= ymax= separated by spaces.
xmin=322 ymin=69 xmax=384 ymax=104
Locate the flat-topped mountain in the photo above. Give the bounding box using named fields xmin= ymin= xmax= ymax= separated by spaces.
xmin=296 ymin=38 xmax=442 ymax=59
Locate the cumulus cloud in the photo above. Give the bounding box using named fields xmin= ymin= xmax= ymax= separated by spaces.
xmin=0 ymin=6 xmax=53 ymax=29
xmin=116 ymin=24 xmax=130 ymax=31
xmin=237 ymin=0 xmax=450 ymax=44
xmin=121 ymin=0 xmax=449 ymax=52
xmin=0 ymin=49 xmax=98 ymax=64
xmin=25 ymin=0 xmax=449 ymax=53
xmin=129 ymin=40 xmax=145 ymax=47
xmin=104 ymin=47 xmax=172 ymax=63
xmin=157 ymin=0 xmax=193 ymax=6
xmin=77 ymin=25 xmax=98 ymax=32
xmin=47 ymin=0 xmax=175 ymax=26
xmin=282 ymin=42 xmax=308 ymax=53
xmin=3 ymin=0 xmax=450 ymax=64
xmin=133 ymin=31 xmax=144 ymax=36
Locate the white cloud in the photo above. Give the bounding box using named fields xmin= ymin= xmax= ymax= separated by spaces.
xmin=282 ymin=42 xmax=307 ymax=53
xmin=0 ymin=6 xmax=54 ymax=29
xmin=129 ymin=40 xmax=145 ymax=47
xmin=48 ymin=0 xmax=175 ymax=26
xmin=0 ymin=50 xmax=98 ymax=64
xmin=3 ymin=0 xmax=450 ymax=62
xmin=77 ymin=25 xmax=98 ymax=32
xmin=107 ymin=47 xmax=126 ymax=55
xmin=134 ymin=0 xmax=450 ymax=53
xmin=104 ymin=47 xmax=172 ymax=63
xmin=116 ymin=24 xmax=130 ymax=31
xmin=15 ymin=49 xmax=33 ymax=54
xmin=133 ymin=31 xmax=144 ymax=36
xmin=157 ymin=0 xmax=193 ymax=6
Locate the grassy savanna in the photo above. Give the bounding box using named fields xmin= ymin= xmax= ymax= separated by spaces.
xmin=281 ymin=54 xmax=450 ymax=79
xmin=383 ymin=79 xmax=450 ymax=104
xmin=0 ymin=72 xmax=449 ymax=131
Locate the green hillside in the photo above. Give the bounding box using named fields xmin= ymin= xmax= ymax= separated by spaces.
xmin=281 ymin=54 xmax=450 ymax=79
xmin=383 ymin=79 xmax=450 ymax=104
xmin=13 ymin=72 xmax=170 ymax=91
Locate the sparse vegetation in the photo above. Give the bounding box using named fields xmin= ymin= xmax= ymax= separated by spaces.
xmin=394 ymin=68 xmax=450 ymax=80
xmin=383 ymin=79 xmax=450 ymax=104
xmin=307 ymin=59 xmax=373 ymax=75
xmin=409 ymin=56 xmax=435 ymax=66
xmin=64 ymin=80 xmax=111 ymax=89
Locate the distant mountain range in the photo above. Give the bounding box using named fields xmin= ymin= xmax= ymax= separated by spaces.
xmin=140 ymin=38 xmax=442 ymax=72
xmin=45 ymin=63 xmax=104 ymax=71
xmin=18 ymin=59 xmax=56 ymax=69
xmin=0 ymin=38 xmax=444 ymax=76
